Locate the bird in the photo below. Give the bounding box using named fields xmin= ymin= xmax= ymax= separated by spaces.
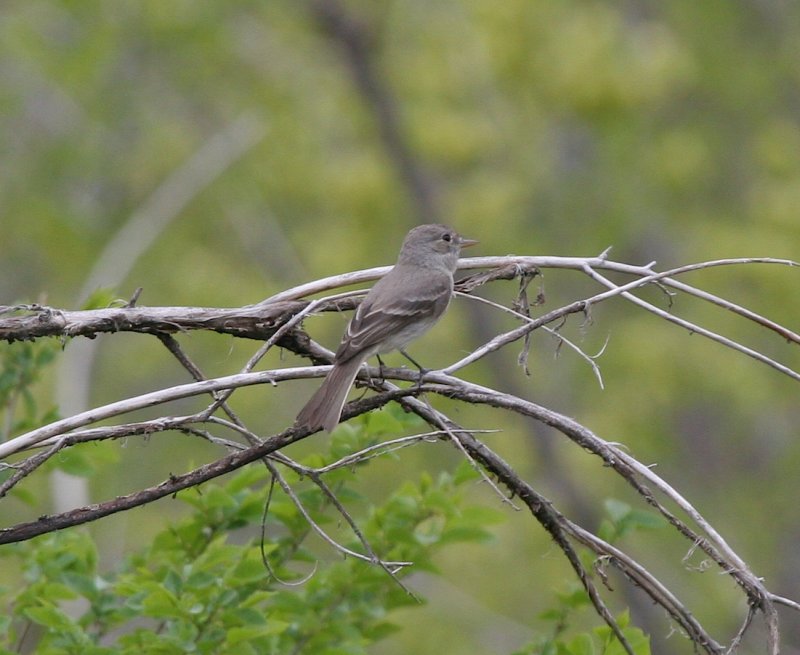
xmin=295 ymin=224 xmax=477 ymax=433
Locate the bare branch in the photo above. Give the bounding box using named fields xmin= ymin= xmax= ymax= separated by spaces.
xmin=457 ymin=291 xmax=606 ymax=388
xmin=583 ymin=265 xmax=800 ymax=382
xmin=1 ymin=253 xmax=797 ymax=653
xmin=0 ymin=301 xmax=306 ymax=343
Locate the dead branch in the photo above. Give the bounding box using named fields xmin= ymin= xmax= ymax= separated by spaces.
xmin=0 ymin=301 xmax=307 ymax=343
xmin=1 ymin=254 xmax=798 ymax=654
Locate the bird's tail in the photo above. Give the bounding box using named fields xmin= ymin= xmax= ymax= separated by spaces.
xmin=295 ymin=357 xmax=364 ymax=433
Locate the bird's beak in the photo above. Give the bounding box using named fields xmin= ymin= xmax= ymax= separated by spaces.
xmin=458 ymin=236 xmax=479 ymax=248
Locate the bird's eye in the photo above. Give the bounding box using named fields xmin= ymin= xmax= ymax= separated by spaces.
xmin=442 ymin=233 xmax=452 ymax=242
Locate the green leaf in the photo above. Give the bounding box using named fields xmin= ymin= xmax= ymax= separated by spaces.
xmin=81 ymin=287 xmax=117 ymax=310
xmin=595 ymin=611 xmax=651 ymax=655
xmin=566 ymin=633 xmax=595 ymax=655
xmin=225 ymin=621 xmax=290 ymax=645
xmin=225 ymin=465 xmax=268 ymax=493
xmin=229 ymin=552 xmax=272 ymax=584
xmin=625 ymin=510 xmax=667 ymax=531
xmin=615 ymin=609 xmax=630 ymax=629
xmin=8 ymin=485 xmax=37 ymax=506
xmin=413 ymin=514 xmax=445 ymax=545
xmin=452 ymin=459 xmax=481 ymax=485
xmin=200 ymin=485 xmax=237 ymax=511
xmin=604 ymin=499 xmax=631 ymax=523
xmin=162 ymin=568 xmax=182 ymax=596
xmin=53 ymin=448 xmax=94 ymax=477
xmin=556 ymin=586 xmax=591 ymax=610
xmin=597 ymin=518 xmax=616 ymax=543
xmin=141 ymin=586 xmax=181 ymax=619
xmin=442 ymin=525 xmax=494 ymax=544
xmin=24 ymin=603 xmax=74 ymax=630
xmin=601 ymin=499 xmax=665 ymax=542
xmin=40 ymin=580 xmax=79 ymax=601
xmin=364 ymin=620 xmax=402 ymax=640
xmin=601 ymin=627 xmax=650 ymax=655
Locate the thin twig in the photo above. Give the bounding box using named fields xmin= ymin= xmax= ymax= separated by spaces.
xmin=1 ymin=253 xmax=798 ymax=655
xmin=0 ymin=438 xmax=70 ymax=499
xmin=265 ymin=458 xmax=412 ymax=569
xmin=457 ymin=292 xmax=606 ymax=388
xmin=583 ymin=265 xmax=800 ymax=383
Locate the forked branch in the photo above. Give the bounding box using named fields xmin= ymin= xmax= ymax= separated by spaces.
xmin=0 ymin=254 xmax=797 ymax=654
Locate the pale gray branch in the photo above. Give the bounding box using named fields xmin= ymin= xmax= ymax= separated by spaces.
xmin=2 ymin=252 xmax=798 ymax=654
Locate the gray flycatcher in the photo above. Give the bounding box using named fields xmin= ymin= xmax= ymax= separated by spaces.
xmin=295 ymin=223 xmax=478 ymax=433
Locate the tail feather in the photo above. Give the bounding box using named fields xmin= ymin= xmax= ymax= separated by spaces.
xmin=295 ymin=357 xmax=364 ymax=432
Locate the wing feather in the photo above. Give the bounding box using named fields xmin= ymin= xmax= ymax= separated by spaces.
xmin=334 ymin=269 xmax=453 ymax=362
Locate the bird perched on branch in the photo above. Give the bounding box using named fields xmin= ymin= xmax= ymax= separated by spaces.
xmin=295 ymin=223 xmax=478 ymax=433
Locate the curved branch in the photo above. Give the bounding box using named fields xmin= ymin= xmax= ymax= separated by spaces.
xmin=1 ymin=253 xmax=797 ymax=654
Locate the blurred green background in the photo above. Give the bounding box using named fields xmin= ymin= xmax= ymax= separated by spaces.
xmin=2 ymin=1 xmax=799 ymax=653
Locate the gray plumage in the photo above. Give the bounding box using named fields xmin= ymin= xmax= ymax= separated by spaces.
xmin=295 ymin=224 xmax=477 ymax=433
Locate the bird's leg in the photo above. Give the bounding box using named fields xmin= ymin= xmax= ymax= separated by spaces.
xmin=399 ymin=349 xmax=429 ymax=388
xmin=375 ymin=355 xmax=387 ymax=382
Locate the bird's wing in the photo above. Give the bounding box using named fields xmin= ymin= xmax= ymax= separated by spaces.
xmin=334 ymin=269 xmax=453 ymax=362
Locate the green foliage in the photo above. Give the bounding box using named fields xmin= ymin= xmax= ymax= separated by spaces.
xmin=0 ymin=328 xmax=658 ymax=654
xmin=598 ymin=499 xmax=667 ymax=544
xmin=513 ymin=589 xmax=650 ymax=655
xmin=3 ymin=2 xmax=798 ymax=651
xmin=0 ymin=338 xmax=60 ymax=440
xmin=0 ymin=336 xmax=116 ymax=486
xmin=0 ymin=428 xmax=507 ymax=654
xmin=80 ymin=287 xmax=119 ymax=311
xmin=508 ymin=499 xmax=664 ymax=655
